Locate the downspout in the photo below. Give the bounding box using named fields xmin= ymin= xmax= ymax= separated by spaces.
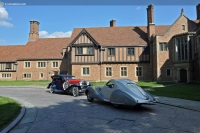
xmin=100 ymin=46 xmax=105 ymax=81
xmin=14 ymin=62 xmax=18 ymax=80
xmin=100 ymin=47 xmax=102 ymax=81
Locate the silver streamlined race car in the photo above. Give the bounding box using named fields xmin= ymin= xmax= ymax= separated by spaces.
xmin=85 ymin=79 xmax=158 ymax=107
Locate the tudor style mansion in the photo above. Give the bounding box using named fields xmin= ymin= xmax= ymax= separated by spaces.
xmin=1 ymin=4 xmax=200 ymax=83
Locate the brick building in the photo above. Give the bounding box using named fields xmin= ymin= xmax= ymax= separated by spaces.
xmin=0 ymin=4 xmax=200 ymax=83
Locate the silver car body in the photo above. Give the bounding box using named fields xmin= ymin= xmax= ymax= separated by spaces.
xmin=85 ymin=79 xmax=158 ymax=106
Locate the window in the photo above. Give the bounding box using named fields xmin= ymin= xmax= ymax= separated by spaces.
xmin=76 ymin=47 xmax=83 ymax=55
xmin=82 ymin=67 xmax=90 ymax=75
xmin=37 ymin=62 xmax=46 ymax=68
xmin=5 ymin=63 xmax=12 ymax=69
xmin=159 ymin=43 xmax=168 ymax=51
xmin=106 ymin=67 xmax=112 ymax=76
xmin=40 ymin=73 xmax=44 ymax=79
xmin=52 ymin=61 xmax=58 ymax=68
xmin=182 ymin=25 xmax=185 ymax=31
xmin=166 ymin=69 xmax=171 ymax=77
xmin=136 ymin=67 xmax=143 ymax=77
xmin=127 ymin=48 xmax=135 ymax=56
xmin=120 ymin=67 xmax=127 ymax=77
xmin=176 ymin=37 xmax=189 ymax=61
xmin=76 ymin=47 xmax=94 ymax=55
xmin=23 ymin=73 xmax=31 ymax=79
xmin=1 ymin=73 xmax=12 ymax=78
xmin=24 ymin=61 xmax=31 ymax=68
xmin=107 ymin=48 xmax=115 ymax=56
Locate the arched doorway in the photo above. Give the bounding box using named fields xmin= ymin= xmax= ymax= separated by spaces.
xmin=180 ymin=69 xmax=187 ymax=83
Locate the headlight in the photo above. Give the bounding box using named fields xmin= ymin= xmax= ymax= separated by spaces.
xmin=87 ymin=81 xmax=90 ymax=85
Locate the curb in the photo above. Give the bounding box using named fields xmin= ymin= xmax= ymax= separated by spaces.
xmin=0 ymin=97 xmax=26 ymax=133
xmin=157 ymin=101 xmax=200 ymax=112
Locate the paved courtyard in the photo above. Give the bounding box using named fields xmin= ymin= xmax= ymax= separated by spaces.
xmin=0 ymin=86 xmax=200 ymax=133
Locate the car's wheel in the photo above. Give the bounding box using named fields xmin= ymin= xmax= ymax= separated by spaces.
xmin=50 ymin=86 xmax=55 ymax=94
xmin=86 ymin=91 xmax=94 ymax=102
xmin=63 ymin=81 xmax=69 ymax=90
xmin=72 ymin=87 xmax=79 ymax=97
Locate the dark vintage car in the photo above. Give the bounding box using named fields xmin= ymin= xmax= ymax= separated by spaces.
xmin=47 ymin=74 xmax=90 ymax=97
xmin=85 ymin=79 xmax=158 ymax=107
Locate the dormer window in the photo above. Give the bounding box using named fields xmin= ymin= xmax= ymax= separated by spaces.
xmin=182 ymin=25 xmax=185 ymax=31
xmin=76 ymin=47 xmax=94 ymax=55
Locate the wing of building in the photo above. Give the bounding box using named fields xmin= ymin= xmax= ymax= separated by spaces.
xmin=0 ymin=4 xmax=200 ymax=83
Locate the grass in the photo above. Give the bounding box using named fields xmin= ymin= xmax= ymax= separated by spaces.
xmin=0 ymin=80 xmax=50 ymax=87
xmin=91 ymin=81 xmax=173 ymax=88
xmin=146 ymin=83 xmax=200 ymax=101
xmin=0 ymin=96 xmax=21 ymax=131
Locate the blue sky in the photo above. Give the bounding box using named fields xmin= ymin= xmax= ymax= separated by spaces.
xmin=0 ymin=4 xmax=198 ymax=45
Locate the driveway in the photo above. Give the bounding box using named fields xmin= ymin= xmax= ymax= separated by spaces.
xmin=0 ymin=86 xmax=200 ymax=133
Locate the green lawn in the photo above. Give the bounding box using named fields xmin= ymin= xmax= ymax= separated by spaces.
xmin=0 ymin=96 xmax=21 ymax=131
xmin=91 ymin=81 xmax=171 ymax=88
xmin=146 ymin=84 xmax=200 ymax=101
xmin=0 ymin=80 xmax=50 ymax=87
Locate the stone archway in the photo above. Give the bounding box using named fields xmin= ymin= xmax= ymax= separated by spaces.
xmin=180 ymin=69 xmax=187 ymax=83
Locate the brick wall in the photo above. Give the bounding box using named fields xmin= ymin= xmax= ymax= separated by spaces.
xmin=72 ymin=63 xmax=152 ymax=82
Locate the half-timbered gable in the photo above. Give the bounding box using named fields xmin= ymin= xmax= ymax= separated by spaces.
xmin=70 ymin=29 xmax=100 ymax=64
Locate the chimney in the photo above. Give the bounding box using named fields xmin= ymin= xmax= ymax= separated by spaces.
xmin=196 ymin=3 xmax=200 ymax=20
xmin=110 ymin=20 xmax=116 ymax=27
xmin=147 ymin=4 xmax=155 ymax=42
xmin=147 ymin=4 xmax=154 ymax=25
xmin=28 ymin=20 xmax=39 ymax=41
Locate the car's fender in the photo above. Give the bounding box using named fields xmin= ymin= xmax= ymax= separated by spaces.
xmin=110 ymin=90 xmax=137 ymax=106
xmin=85 ymin=86 xmax=108 ymax=101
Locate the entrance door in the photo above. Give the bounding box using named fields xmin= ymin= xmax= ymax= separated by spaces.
xmin=180 ymin=69 xmax=187 ymax=83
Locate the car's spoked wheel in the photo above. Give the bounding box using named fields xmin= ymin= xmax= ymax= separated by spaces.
xmin=72 ymin=87 xmax=79 ymax=97
xmin=87 ymin=91 xmax=94 ymax=102
xmin=50 ymin=86 xmax=55 ymax=94
xmin=63 ymin=81 xmax=69 ymax=90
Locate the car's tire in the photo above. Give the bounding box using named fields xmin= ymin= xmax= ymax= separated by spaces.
xmin=86 ymin=91 xmax=94 ymax=102
xmin=63 ymin=81 xmax=69 ymax=90
xmin=72 ymin=87 xmax=79 ymax=97
xmin=50 ymin=86 xmax=55 ymax=94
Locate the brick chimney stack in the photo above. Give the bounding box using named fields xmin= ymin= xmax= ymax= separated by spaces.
xmin=28 ymin=20 xmax=39 ymax=41
xmin=147 ymin=4 xmax=154 ymax=25
xmin=196 ymin=4 xmax=200 ymax=20
xmin=110 ymin=20 xmax=116 ymax=27
xmin=147 ymin=4 xmax=155 ymax=42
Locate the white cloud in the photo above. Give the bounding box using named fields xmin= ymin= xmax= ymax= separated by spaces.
xmin=0 ymin=6 xmax=13 ymax=27
xmin=39 ymin=31 xmax=72 ymax=38
xmin=0 ymin=6 xmax=8 ymax=19
xmin=0 ymin=20 xmax=13 ymax=27
xmin=136 ymin=6 xmax=141 ymax=10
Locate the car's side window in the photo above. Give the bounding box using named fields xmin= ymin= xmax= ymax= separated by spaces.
xmin=106 ymin=81 xmax=115 ymax=88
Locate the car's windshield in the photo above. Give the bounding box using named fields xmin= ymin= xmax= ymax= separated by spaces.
xmin=63 ymin=76 xmax=75 ymax=80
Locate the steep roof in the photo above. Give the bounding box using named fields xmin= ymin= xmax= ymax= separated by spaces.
xmin=155 ymin=25 xmax=170 ymax=35
xmin=18 ymin=38 xmax=71 ymax=60
xmin=0 ymin=38 xmax=71 ymax=62
xmin=0 ymin=45 xmax=25 ymax=62
xmin=71 ymin=25 xmax=170 ymax=46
